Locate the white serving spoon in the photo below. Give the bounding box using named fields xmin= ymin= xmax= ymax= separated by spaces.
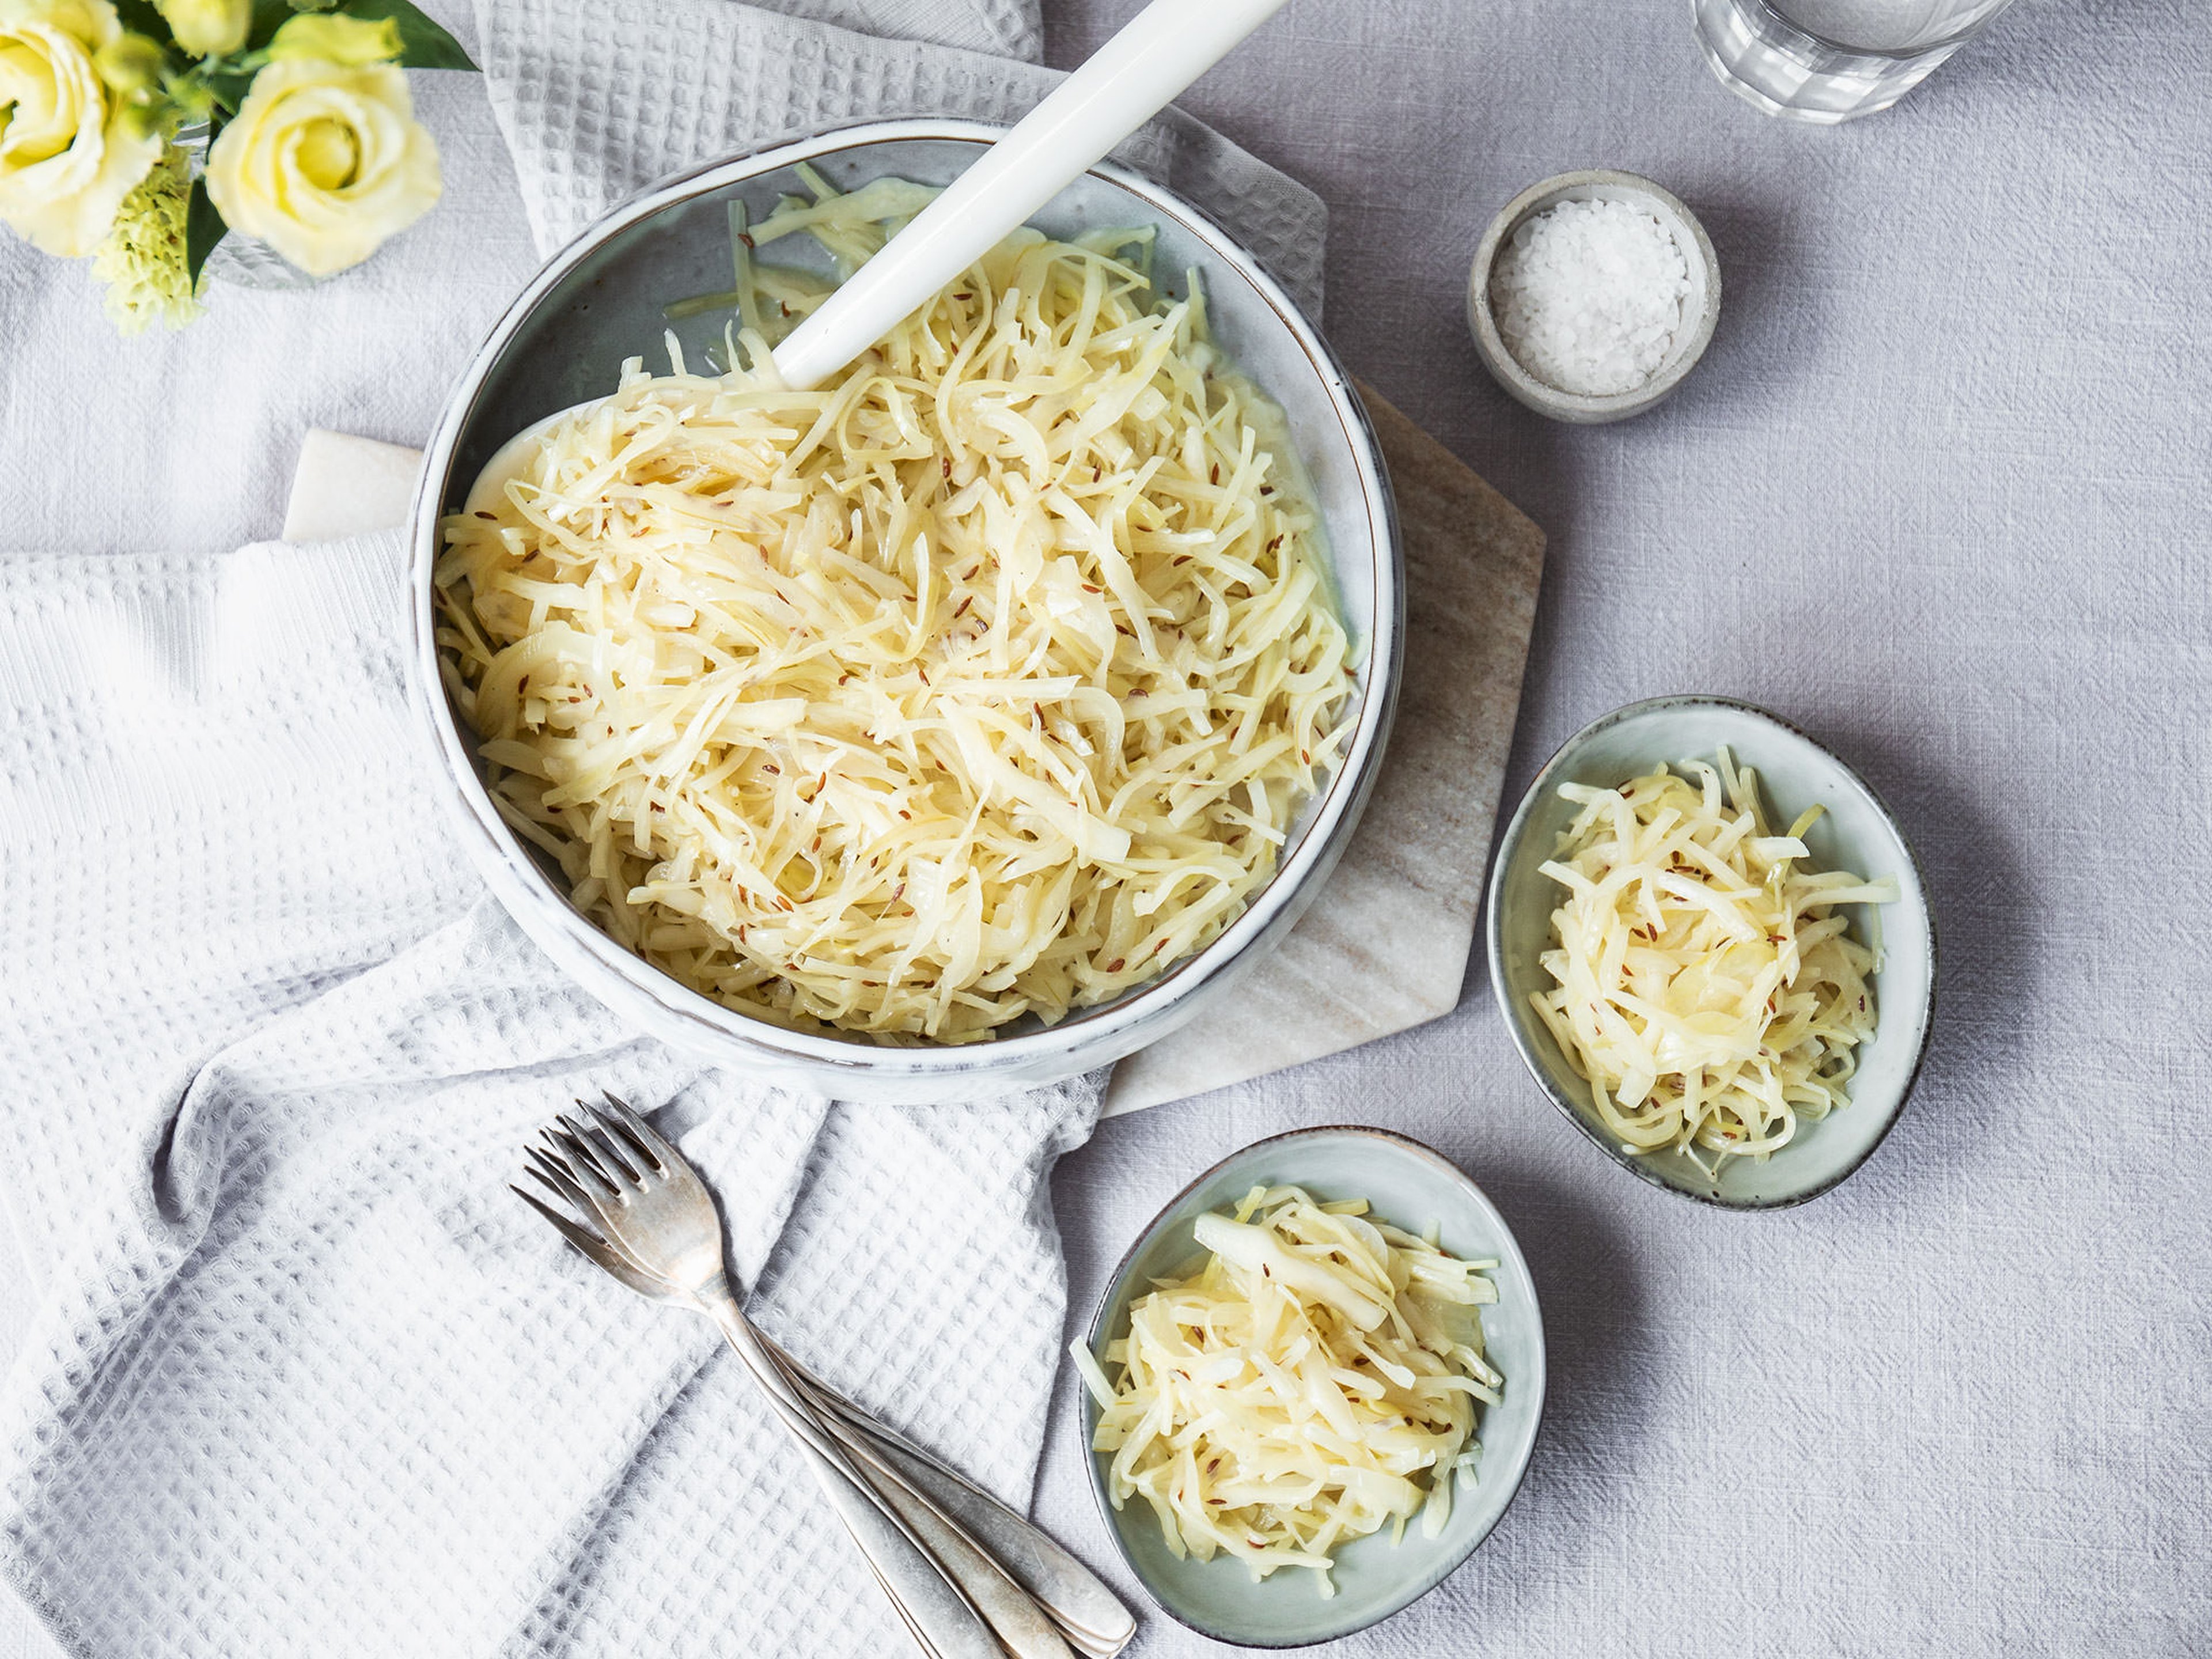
xmin=464 ymin=0 xmax=1293 ymax=515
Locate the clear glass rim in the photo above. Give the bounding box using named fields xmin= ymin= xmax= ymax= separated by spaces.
xmin=1698 ymin=0 xmax=2002 ymax=67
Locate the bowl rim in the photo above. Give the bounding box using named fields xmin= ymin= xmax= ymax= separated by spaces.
xmin=1465 ymin=168 xmax=1722 ymax=423
xmin=1075 ymin=1123 xmax=1549 ymax=1647
xmin=406 ymin=116 xmax=1404 ymax=1085
xmin=1484 ymin=693 xmax=1940 ymax=1211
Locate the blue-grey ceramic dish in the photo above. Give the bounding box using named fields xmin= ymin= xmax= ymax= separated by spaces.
xmin=1486 ymin=695 xmax=1937 ymax=1209
xmin=1077 ymin=1126 xmax=1546 ymax=1647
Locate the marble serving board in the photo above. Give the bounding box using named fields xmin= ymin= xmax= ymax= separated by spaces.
xmin=282 ymin=385 xmax=1546 ymax=1115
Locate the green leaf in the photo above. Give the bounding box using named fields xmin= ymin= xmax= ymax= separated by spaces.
xmin=340 ymin=0 xmax=476 ymax=70
xmin=244 ymin=0 xmax=298 ymax=50
xmin=110 ymin=0 xmax=176 ymax=50
xmin=184 ymin=176 xmax=227 ymax=289
xmin=202 ymin=65 xmax=257 ymax=112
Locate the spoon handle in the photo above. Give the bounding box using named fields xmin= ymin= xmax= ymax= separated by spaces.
xmin=770 ymin=0 xmax=1294 ymax=392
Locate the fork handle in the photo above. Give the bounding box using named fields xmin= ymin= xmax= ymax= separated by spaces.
xmin=701 ymin=1287 xmax=1118 ymax=1656
xmin=745 ymin=1340 xmax=1074 ymax=1659
xmin=768 ymin=1343 xmax=1134 ymax=1657
xmin=697 ymin=1294 xmax=1003 ymax=1659
xmin=782 ymin=1430 xmax=1000 ymax=1659
xmin=831 ymin=1430 xmax=1078 ymax=1659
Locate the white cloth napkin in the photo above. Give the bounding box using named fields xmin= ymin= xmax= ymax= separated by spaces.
xmin=0 ymin=3 xmax=1327 ymax=1655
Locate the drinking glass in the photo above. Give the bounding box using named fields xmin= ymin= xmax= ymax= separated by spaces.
xmin=1692 ymin=0 xmax=2018 ymax=123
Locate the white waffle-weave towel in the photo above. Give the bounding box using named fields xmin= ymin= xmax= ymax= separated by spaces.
xmin=0 ymin=2 xmax=1326 ymax=1654
xmin=473 ymin=0 xmax=1327 ymax=315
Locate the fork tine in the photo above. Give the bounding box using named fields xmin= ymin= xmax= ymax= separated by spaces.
xmin=512 ymin=1183 xmax=599 ymax=1247
xmin=527 ymin=1163 xmax=673 ymax=1283
xmin=569 ymin=1107 xmax=645 ymax=1185
xmin=556 ymin=1162 xmax=647 ymax=1262
xmin=560 ymin=1111 xmax=645 ymax=1187
xmin=512 ymin=1185 xmax=671 ymax=1296
xmin=541 ymin=1132 xmax=613 ymax=1198
xmin=584 ymin=1094 xmax=664 ymax=1175
xmin=547 ymin=1121 xmax=626 ymax=1195
xmin=520 ymin=1150 xmax=626 ymax=1251
xmin=524 ymin=1144 xmax=594 ymax=1205
xmin=523 ymin=1162 xmax=598 ymax=1225
xmin=597 ymin=1091 xmax=683 ymax=1170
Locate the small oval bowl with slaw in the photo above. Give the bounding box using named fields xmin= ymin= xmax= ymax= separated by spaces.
xmin=1074 ymin=1126 xmax=1546 ymax=1647
xmin=1486 ymin=695 xmax=1937 ymax=1209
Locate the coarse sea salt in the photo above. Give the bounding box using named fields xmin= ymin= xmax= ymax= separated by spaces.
xmin=1488 ymin=198 xmax=1691 ymax=398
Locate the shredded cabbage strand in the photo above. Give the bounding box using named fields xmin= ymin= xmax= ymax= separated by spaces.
xmin=1072 ymin=1187 xmax=1501 ymax=1598
xmin=435 ymin=171 xmax=1351 ymax=1041
xmin=1531 ymin=748 xmax=1898 ymax=1169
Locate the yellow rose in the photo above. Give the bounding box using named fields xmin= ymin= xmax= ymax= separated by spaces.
xmin=153 ymin=0 xmax=247 ymax=58
xmin=204 ymin=56 xmax=440 ymax=278
xmin=0 ymin=0 xmax=163 ymax=257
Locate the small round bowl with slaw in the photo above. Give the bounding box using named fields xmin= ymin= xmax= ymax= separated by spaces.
xmin=1074 ymin=1126 xmax=1546 ymax=1647
xmin=1486 ymin=695 xmax=1937 ymax=1209
xmin=408 ymin=119 xmax=1402 ymax=1103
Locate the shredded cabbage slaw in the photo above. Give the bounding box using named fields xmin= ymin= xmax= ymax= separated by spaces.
xmin=435 ymin=171 xmax=1351 ymax=1041
xmin=1073 ymin=1186 xmax=1501 ymax=1597
xmin=1531 ymin=749 xmax=1897 ymax=1168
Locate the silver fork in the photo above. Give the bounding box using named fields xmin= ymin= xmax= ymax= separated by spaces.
xmin=515 ymin=1092 xmax=1135 ymax=1659
xmin=521 ymin=1099 xmax=1033 ymax=1659
xmin=517 ymin=1181 xmax=1133 ymax=1659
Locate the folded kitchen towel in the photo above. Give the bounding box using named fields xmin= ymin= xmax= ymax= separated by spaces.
xmin=0 ymin=3 xmax=1328 ymax=1656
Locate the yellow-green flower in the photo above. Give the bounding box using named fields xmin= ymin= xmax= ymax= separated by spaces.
xmin=267 ymin=13 xmax=401 ymax=67
xmin=89 ymin=142 xmax=201 ymax=331
xmin=153 ymin=0 xmax=247 ymax=58
xmin=204 ymin=55 xmax=438 ymax=276
xmin=91 ymin=29 xmax=164 ymax=105
xmin=0 ymin=0 xmax=164 ymax=256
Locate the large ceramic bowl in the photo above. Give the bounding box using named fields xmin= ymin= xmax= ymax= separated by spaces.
xmin=1487 ymin=696 xmax=1937 ymax=1207
xmin=1077 ymin=1127 xmax=1546 ymax=1647
xmin=408 ymin=119 xmax=1402 ymax=1103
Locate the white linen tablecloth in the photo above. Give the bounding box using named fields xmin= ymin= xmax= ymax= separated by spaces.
xmin=2 ymin=1 xmax=2209 ymax=1656
xmin=1031 ymin=3 xmax=2212 ymax=1655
